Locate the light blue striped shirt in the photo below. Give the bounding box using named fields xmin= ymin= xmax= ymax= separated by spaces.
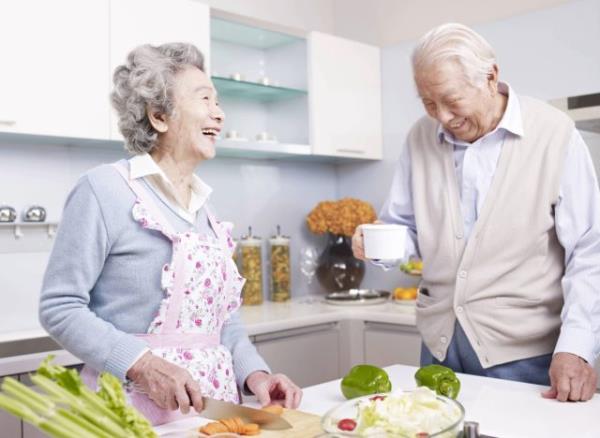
xmin=380 ymin=83 xmax=600 ymax=364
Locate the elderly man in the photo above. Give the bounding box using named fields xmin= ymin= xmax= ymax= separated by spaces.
xmin=352 ymin=23 xmax=599 ymax=402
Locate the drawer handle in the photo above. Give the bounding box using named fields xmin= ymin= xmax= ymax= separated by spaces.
xmin=0 ymin=120 xmax=16 ymax=126
xmin=336 ymin=148 xmax=365 ymax=154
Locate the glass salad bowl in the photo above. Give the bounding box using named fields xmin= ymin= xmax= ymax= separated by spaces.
xmin=320 ymin=388 xmax=465 ymax=437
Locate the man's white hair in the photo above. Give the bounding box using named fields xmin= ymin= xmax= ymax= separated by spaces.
xmin=412 ymin=23 xmax=497 ymax=88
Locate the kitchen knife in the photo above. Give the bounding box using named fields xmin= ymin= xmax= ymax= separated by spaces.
xmin=201 ymin=398 xmax=292 ymax=430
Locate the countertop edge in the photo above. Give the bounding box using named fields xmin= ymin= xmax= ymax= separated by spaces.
xmin=0 ymin=300 xmax=416 ymax=375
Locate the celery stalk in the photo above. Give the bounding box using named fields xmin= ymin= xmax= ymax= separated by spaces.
xmin=0 ymin=388 xmax=106 ymax=438
xmin=30 ymin=375 xmax=88 ymax=410
xmin=0 ymin=393 xmax=41 ymax=425
xmin=38 ymin=415 xmax=101 ymax=438
xmin=38 ymin=421 xmax=81 ymax=438
xmin=1 ymin=377 xmax=54 ymax=413
xmin=31 ymin=375 xmax=129 ymax=437
xmin=0 ymin=356 xmax=156 ymax=438
xmin=78 ymin=384 xmax=125 ymax=425
xmin=57 ymin=409 xmax=120 ymax=438
xmin=32 ymin=373 xmax=124 ymax=426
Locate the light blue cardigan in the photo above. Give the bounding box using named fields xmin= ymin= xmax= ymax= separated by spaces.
xmin=39 ymin=160 xmax=269 ymax=388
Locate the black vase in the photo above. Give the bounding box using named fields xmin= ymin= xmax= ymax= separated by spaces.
xmin=316 ymin=233 xmax=365 ymax=292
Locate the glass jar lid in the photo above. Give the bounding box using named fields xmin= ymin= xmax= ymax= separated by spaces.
xmin=270 ymin=225 xmax=290 ymax=245
xmin=239 ymin=226 xmax=262 ymax=246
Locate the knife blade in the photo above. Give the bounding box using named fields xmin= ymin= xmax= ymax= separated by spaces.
xmin=201 ymin=398 xmax=292 ymax=430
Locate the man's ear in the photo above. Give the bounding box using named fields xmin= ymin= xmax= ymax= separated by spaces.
xmin=487 ymin=64 xmax=499 ymax=96
xmin=147 ymin=107 xmax=168 ymax=133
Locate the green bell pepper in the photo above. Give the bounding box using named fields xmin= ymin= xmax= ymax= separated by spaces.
xmin=340 ymin=364 xmax=392 ymax=399
xmin=414 ymin=364 xmax=461 ymax=399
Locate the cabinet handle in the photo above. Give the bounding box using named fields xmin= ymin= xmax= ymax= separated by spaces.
xmin=336 ymin=148 xmax=365 ymax=154
xmin=253 ymin=322 xmax=338 ymax=343
xmin=0 ymin=120 xmax=16 ymax=126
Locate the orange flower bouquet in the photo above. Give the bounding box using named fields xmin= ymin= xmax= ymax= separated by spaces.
xmin=306 ymin=198 xmax=377 ymax=237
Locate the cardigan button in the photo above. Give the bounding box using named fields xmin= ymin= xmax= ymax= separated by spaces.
xmin=440 ymin=336 xmax=448 ymax=344
xmin=456 ymin=306 xmax=464 ymax=313
xmin=455 ymin=232 xmax=463 ymax=239
xmin=458 ymin=270 xmax=467 ymax=279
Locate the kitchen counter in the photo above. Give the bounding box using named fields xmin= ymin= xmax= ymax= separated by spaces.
xmin=239 ymin=298 xmax=416 ymax=336
xmin=157 ymin=364 xmax=599 ymax=438
xmin=0 ymin=298 xmax=416 ymax=375
xmin=300 ymin=364 xmax=599 ymax=438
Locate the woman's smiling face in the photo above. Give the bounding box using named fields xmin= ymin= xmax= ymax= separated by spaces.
xmin=158 ymin=65 xmax=225 ymax=161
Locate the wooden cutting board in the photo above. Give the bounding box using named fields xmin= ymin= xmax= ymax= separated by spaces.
xmin=259 ymin=409 xmax=323 ymax=437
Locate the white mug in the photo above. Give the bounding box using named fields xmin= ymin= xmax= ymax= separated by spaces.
xmin=361 ymin=223 xmax=407 ymax=260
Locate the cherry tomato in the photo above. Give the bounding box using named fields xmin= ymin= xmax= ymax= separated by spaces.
xmin=337 ymin=418 xmax=357 ymax=431
xmin=369 ymin=395 xmax=387 ymax=401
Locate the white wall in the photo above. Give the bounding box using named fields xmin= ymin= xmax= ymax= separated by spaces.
xmin=331 ymin=0 xmax=575 ymax=46
xmin=0 ymin=140 xmax=336 ymax=333
xmin=337 ymin=0 xmax=600 ymax=291
xmin=200 ymin=0 xmax=335 ymax=34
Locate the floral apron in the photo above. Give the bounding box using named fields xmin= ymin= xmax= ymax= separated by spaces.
xmin=81 ymin=162 xmax=244 ymax=426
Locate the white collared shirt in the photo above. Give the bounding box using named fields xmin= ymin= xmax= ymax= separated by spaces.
xmin=129 ymin=153 xmax=212 ymax=225
xmin=437 ymin=82 xmax=524 ymax=239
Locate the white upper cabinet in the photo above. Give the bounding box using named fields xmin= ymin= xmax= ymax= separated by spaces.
xmin=109 ymin=0 xmax=210 ymax=140
xmin=0 ymin=3 xmax=382 ymax=163
xmin=308 ymin=32 xmax=382 ymax=160
xmin=0 ymin=0 xmax=110 ymax=140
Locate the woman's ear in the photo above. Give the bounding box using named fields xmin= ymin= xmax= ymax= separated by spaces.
xmin=147 ymin=107 xmax=169 ymax=133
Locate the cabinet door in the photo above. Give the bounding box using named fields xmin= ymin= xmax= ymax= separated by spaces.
xmin=254 ymin=323 xmax=340 ymax=388
xmin=0 ymin=410 xmax=21 ymax=438
xmin=0 ymin=377 xmax=22 ymax=437
xmin=364 ymin=322 xmax=422 ymax=367
xmin=308 ymin=32 xmax=382 ymax=160
xmin=22 ymin=422 xmax=46 ymax=438
xmin=17 ymin=374 xmax=46 ymax=438
xmin=0 ymin=0 xmax=110 ymax=140
xmin=109 ymin=0 xmax=210 ymax=140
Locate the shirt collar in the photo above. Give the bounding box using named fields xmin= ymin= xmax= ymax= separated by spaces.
xmin=437 ymin=81 xmax=524 ymax=145
xmin=129 ymin=153 xmax=213 ymax=215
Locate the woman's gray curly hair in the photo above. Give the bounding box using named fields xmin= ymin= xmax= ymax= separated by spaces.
xmin=111 ymin=42 xmax=205 ymax=154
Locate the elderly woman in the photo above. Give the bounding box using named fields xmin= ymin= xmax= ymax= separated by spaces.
xmin=39 ymin=42 xmax=301 ymax=425
xmin=353 ymin=23 xmax=599 ymax=402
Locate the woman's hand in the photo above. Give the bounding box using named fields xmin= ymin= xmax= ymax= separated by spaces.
xmin=126 ymin=351 xmax=204 ymax=414
xmin=245 ymin=371 xmax=302 ymax=409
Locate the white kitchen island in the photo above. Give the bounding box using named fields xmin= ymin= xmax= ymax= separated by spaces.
xmin=300 ymin=364 xmax=598 ymax=438
xmin=156 ymin=364 xmax=599 ymax=438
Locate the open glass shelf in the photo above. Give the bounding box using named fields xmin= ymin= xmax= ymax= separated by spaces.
xmin=211 ymin=17 xmax=302 ymax=49
xmin=212 ymin=76 xmax=307 ymax=102
xmin=215 ymin=139 xmax=310 ymax=159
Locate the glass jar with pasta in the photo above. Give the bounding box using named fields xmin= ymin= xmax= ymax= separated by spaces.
xmin=269 ymin=226 xmax=291 ymax=302
xmin=237 ymin=227 xmax=263 ymax=305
